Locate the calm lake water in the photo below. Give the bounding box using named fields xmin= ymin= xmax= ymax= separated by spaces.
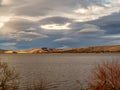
xmin=0 ymin=54 xmax=120 ymax=90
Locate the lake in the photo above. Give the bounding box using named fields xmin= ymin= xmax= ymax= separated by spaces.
xmin=0 ymin=54 xmax=120 ymax=90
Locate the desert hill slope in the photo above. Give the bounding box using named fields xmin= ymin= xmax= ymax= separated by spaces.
xmin=61 ymin=45 xmax=120 ymax=53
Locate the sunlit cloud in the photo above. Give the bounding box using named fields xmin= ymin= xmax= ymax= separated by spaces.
xmin=74 ymin=6 xmax=104 ymax=14
xmin=0 ymin=15 xmax=13 ymax=28
xmin=1 ymin=0 xmax=13 ymax=5
xmin=40 ymin=23 xmax=71 ymax=30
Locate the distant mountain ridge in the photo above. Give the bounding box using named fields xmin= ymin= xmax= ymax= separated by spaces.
xmin=0 ymin=45 xmax=120 ymax=54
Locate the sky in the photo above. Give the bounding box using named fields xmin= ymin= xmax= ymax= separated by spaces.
xmin=0 ymin=0 xmax=120 ymax=50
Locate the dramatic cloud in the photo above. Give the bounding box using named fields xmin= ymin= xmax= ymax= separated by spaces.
xmin=73 ymin=1 xmax=120 ymax=21
xmin=40 ymin=16 xmax=72 ymax=30
xmin=77 ymin=24 xmax=105 ymax=35
xmin=89 ymin=12 xmax=120 ymax=35
xmin=0 ymin=0 xmax=120 ymax=49
xmin=0 ymin=18 xmax=48 ymax=41
xmin=39 ymin=16 xmax=72 ymax=24
xmin=41 ymin=23 xmax=71 ymax=30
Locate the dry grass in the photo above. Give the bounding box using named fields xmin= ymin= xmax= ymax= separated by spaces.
xmin=0 ymin=61 xmax=19 ymax=90
xmin=88 ymin=61 xmax=120 ymax=90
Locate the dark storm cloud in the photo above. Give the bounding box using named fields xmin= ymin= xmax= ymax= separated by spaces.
xmin=88 ymin=12 xmax=120 ymax=35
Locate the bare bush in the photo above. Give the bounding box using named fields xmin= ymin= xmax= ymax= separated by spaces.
xmin=88 ymin=61 xmax=120 ymax=90
xmin=0 ymin=61 xmax=19 ymax=90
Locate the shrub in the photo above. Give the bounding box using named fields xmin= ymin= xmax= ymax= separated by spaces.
xmin=0 ymin=61 xmax=19 ymax=90
xmin=88 ymin=61 xmax=120 ymax=90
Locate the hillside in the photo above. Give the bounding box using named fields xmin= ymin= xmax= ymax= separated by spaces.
xmin=1 ymin=45 xmax=120 ymax=54
xmin=61 ymin=45 xmax=120 ymax=53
